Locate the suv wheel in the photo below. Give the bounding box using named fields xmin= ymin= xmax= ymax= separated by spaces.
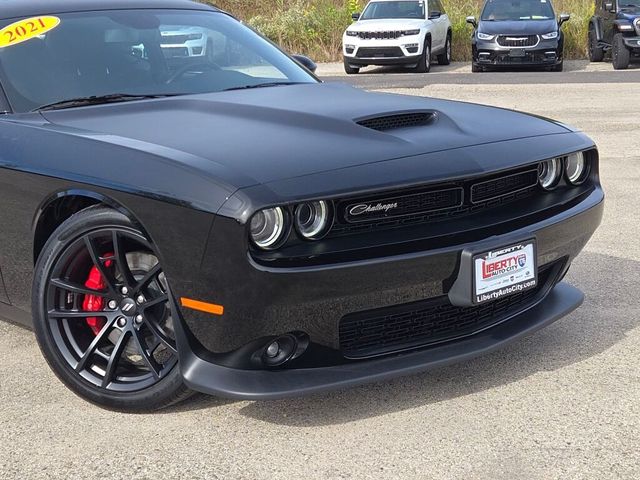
xmin=437 ymin=34 xmax=452 ymax=65
xmin=612 ymin=33 xmax=630 ymax=70
xmin=415 ymin=39 xmax=431 ymax=73
xmin=588 ymin=27 xmax=604 ymax=62
xmin=343 ymin=58 xmax=360 ymax=75
xmin=32 ymin=206 xmax=192 ymax=412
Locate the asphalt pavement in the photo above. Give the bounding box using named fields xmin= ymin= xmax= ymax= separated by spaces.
xmin=1 ymin=62 xmax=639 ymax=480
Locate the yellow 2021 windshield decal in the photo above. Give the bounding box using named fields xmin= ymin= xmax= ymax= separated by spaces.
xmin=0 ymin=16 xmax=61 ymax=48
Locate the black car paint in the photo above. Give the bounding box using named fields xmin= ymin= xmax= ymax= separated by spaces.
xmin=0 ymin=0 xmax=604 ymax=399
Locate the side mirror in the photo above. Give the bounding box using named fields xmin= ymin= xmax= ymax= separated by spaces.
xmin=428 ymin=11 xmax=442 ymax=20
xmin=466 ymin=16 xmax=477 ymax=28
xmin=558 ymin=13 xmax=570 ymax=26
xmin=352 ymin=12 xmax=361 ymax=21
xmin=604 ymin=2 xmax=615 ymax=12
xmin=291 ymin=54 xmax=317 ymax=73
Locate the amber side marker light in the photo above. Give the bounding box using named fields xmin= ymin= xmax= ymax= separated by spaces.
xmin=180 ymin=297 xmax=224 ymax=316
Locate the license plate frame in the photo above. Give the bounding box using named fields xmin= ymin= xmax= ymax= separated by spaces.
xmin=509 ymin=49 xmax=527 ymax=57
xmin=472 ymin=240 xmax=538 ymax=305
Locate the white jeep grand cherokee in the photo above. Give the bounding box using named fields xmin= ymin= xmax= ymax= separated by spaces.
xmin=343 ymin=0 xmax=452 ymax=74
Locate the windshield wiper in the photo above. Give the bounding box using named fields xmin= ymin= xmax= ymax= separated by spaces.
xmin=33 ymin=93 xmax=182 ymax=112
xmin=223 ymin=82 xmax=305 ymax=92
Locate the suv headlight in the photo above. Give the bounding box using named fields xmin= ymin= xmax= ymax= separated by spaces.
xmin=346 ymin=30 xmax=359 ymax=37
xmin=250 ymin=207 xmax=288 ymax=250
xmin=618 ymin=23 xmax=635 ymax=32
xmin=185 ymin=33 xmax=203 ymax=41
xmin=477 ymin=32 xmax=495 ymax=41
xmin=403 ymin=29 xmax=421 ymax=36
xmin=541 ymin=31 xmax=558 ymax=39
xmin=565 ymin=152 xmax=590 ymax=185
xmin=538 ymin=158 xmax=562 ymax=190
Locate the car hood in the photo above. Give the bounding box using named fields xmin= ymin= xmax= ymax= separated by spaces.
xmin=618 ymin=9 xmax=640 ymax=20
xmin=41 ymin=82 xmax=571 ymax=189
xmin=350 ymin=18 xmax=425 ymax=31
xmin=479 ymin=19 xmax=558 ymax=35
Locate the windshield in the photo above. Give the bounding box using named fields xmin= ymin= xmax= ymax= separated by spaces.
xmin=361 ymin=1 xmax=426 ymax=20
xmin=481 ymin=0 xmax=555 ymax=21
xmin=619 ymin=0 xmax=640 ymax=9
xmin=0 ymin=10 xmax=316 ymax=113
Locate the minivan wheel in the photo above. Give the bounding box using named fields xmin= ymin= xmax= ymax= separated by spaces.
xmin=32 ymin=207 xmax=192 ymax=412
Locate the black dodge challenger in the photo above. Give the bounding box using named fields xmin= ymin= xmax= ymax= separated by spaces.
xmin=0 ymin=0 xmax=603 ymax=411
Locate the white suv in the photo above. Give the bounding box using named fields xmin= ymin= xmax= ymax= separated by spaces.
xmin=343 ymin=0 xmax=452 ymax=74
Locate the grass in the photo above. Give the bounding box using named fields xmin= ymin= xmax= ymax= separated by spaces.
xmin=208 ymin=0 xmax=595 ymax=62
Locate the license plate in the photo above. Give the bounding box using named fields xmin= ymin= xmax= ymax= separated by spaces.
xmin=509 ymin=49 xmax=526 ymax=57
xmin=473 ymin=241 xmax=537 ymax=305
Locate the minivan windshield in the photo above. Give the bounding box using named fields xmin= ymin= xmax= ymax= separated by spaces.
xmin=481 ymin=0 xmax=555 ymax=21
xmin=0 ymin=9 xmax=316 ymax=113
xmin=361 ymin=1 xmax=426 ymax=20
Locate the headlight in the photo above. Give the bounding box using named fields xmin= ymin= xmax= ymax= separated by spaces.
xmin=346 ymin=30 xmax=359 ymax=37
xmin=295 ymin=201 xmax=332 ymax=240
xmin=403 ymin=29 xmax=421 ymax=36
xmin=618 ymin=23 xmax=634 ymax=32
xmin=186 ymin=33 xmax=203 ymax=41
xmin=538 ymin=158 xmax=562 ymax=190
xmin=565 ymin=152 xmax=589 ymax=185
xmin=250 ymin=207 xmax=287 ymax=250
xmin=477 ymin=32 xmax=495 ymax=41
xmin=541 ymin=31 xmax=558 ymax=40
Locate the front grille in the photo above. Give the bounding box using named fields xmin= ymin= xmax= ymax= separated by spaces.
xmin=470 ymin=168 xmax=539 ymax=204
xmin=329 ymin=166 xmax=540 ymax=238
xmin=339 ymin=263 xmax=557 ymax=358
xmin=357 ymin=31 xmax=403 ymax=40
xmin=357 ymin=112 xmax=436 ymax=132
xmin=496 ymin=35 xmax=539 ymax=47
xmin=356 ymin=47 xmax=404 ymax=58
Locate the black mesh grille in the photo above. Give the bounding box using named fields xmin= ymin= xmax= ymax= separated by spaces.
xmin=329 ymin=167 xmax=540 ymax=238
xmin=339 ymin=264 xmax=556 ymax=359
xmin=356 ymin=47 xmax=404 ymax=58
xmin=470 ymin=168 xmax=539 ymax=204
xmin=496 ymin=35 xmax=539 ymax=47
xmin=357 ymin=31 xmax=403 ymax=40
xmin=357 ymin=112 xmax=436 ymax=132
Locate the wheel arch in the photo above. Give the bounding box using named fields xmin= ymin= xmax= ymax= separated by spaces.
xmin=589 ymin=17 xmax=603 ymax=41
xmin=32 ymin=189 xmax=149 ymax=265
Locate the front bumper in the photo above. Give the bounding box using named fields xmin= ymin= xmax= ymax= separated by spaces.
xmin=343 ymin=37 xmax=424 ymax=66
xmin=473 ymin=38 xmax=563 ymax=67
xmin=622 ymin=36 xmax=640 ymax=50
xmin=175 ymin=186 xmax=604 ymax=398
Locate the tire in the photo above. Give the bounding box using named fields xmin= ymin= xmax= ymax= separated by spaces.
xmin=612 ymin=33 xmax=630 ymax=70
xmin=343 ymin=58 xmax=360 ymax=75
xmin=437 ymin=34 xmax=452 ymax=65
xmin=32 ymin=206 xmax=192 ymax=412
xmin=588 ymin=27 xmax=604 ymax=62
xmin=472 ymin=62 xmax=483 ymax=73
xmin=552 ymin=61 xmax=564 ymax=72
xmin=415 ymin=38 xmax=431 ymax=73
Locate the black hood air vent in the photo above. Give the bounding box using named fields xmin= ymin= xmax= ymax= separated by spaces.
xmin=356 ymin=111 xmax=436 ymax=132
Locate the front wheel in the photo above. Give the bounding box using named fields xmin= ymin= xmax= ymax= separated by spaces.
xmin=32 ymin=207 xmax=191 ymax=412
xmin=343 ymin=58 xmax=360 ymax=75
xmin=472 ymin=62 xmax=484 ymax=73
xmin=588 ymin=28 xmax=604 ymax=62
xmin=612 ymin=33 xmax=630 ymax=70
xmin=415 ymin=39 xmax=431 ymax=73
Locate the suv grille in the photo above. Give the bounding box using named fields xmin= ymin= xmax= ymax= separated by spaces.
xmin=329 ymin=167 xmax=540 ymax=237
xmin=356 ymin=47 xmax=404 ymax=58
xmin=339 ymin=263 xmax=557 ymax=358
xmin=357 ymin=31 xmax=403 ymax=40
xmin=496 ymin=35 xmax=539 ymax=47
xmin=357 ymin=112 xmax=436 ymax=132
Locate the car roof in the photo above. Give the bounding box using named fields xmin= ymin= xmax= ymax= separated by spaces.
xmin=0 ymin=0 xmax=217 ymax=21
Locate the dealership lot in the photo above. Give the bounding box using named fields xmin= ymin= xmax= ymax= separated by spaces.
xmin=1 ymin=64 xmax=639 ymax=480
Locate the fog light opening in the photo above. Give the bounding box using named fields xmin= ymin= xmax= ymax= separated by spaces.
xmin=260 ymin=331 xmax=310 ymax=368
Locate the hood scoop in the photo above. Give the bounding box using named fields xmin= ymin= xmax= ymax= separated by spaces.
xmin=356 ymin=111 xmax=437 ymax=132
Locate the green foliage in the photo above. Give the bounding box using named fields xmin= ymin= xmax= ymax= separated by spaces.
xmin=209 ymin=0 xmax=595 ymax=62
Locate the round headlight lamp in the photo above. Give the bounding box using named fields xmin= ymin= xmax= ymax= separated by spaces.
xmin=295 ymin=201 xmax=332 ymax=240
xmin=565 ymin=151 xmax=589 ymax=185
xmin=250 ymin=207 xmax=287 ymax=250
xmin=538 ymin=158 xmax=562 ymax=190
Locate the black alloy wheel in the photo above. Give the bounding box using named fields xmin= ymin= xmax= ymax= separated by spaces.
xmin=32 ymin=207 xmax=191 ymax=411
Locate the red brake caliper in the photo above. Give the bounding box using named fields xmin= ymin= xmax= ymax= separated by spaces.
xmin=83 ymin=253 xmax=113 ymax=335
